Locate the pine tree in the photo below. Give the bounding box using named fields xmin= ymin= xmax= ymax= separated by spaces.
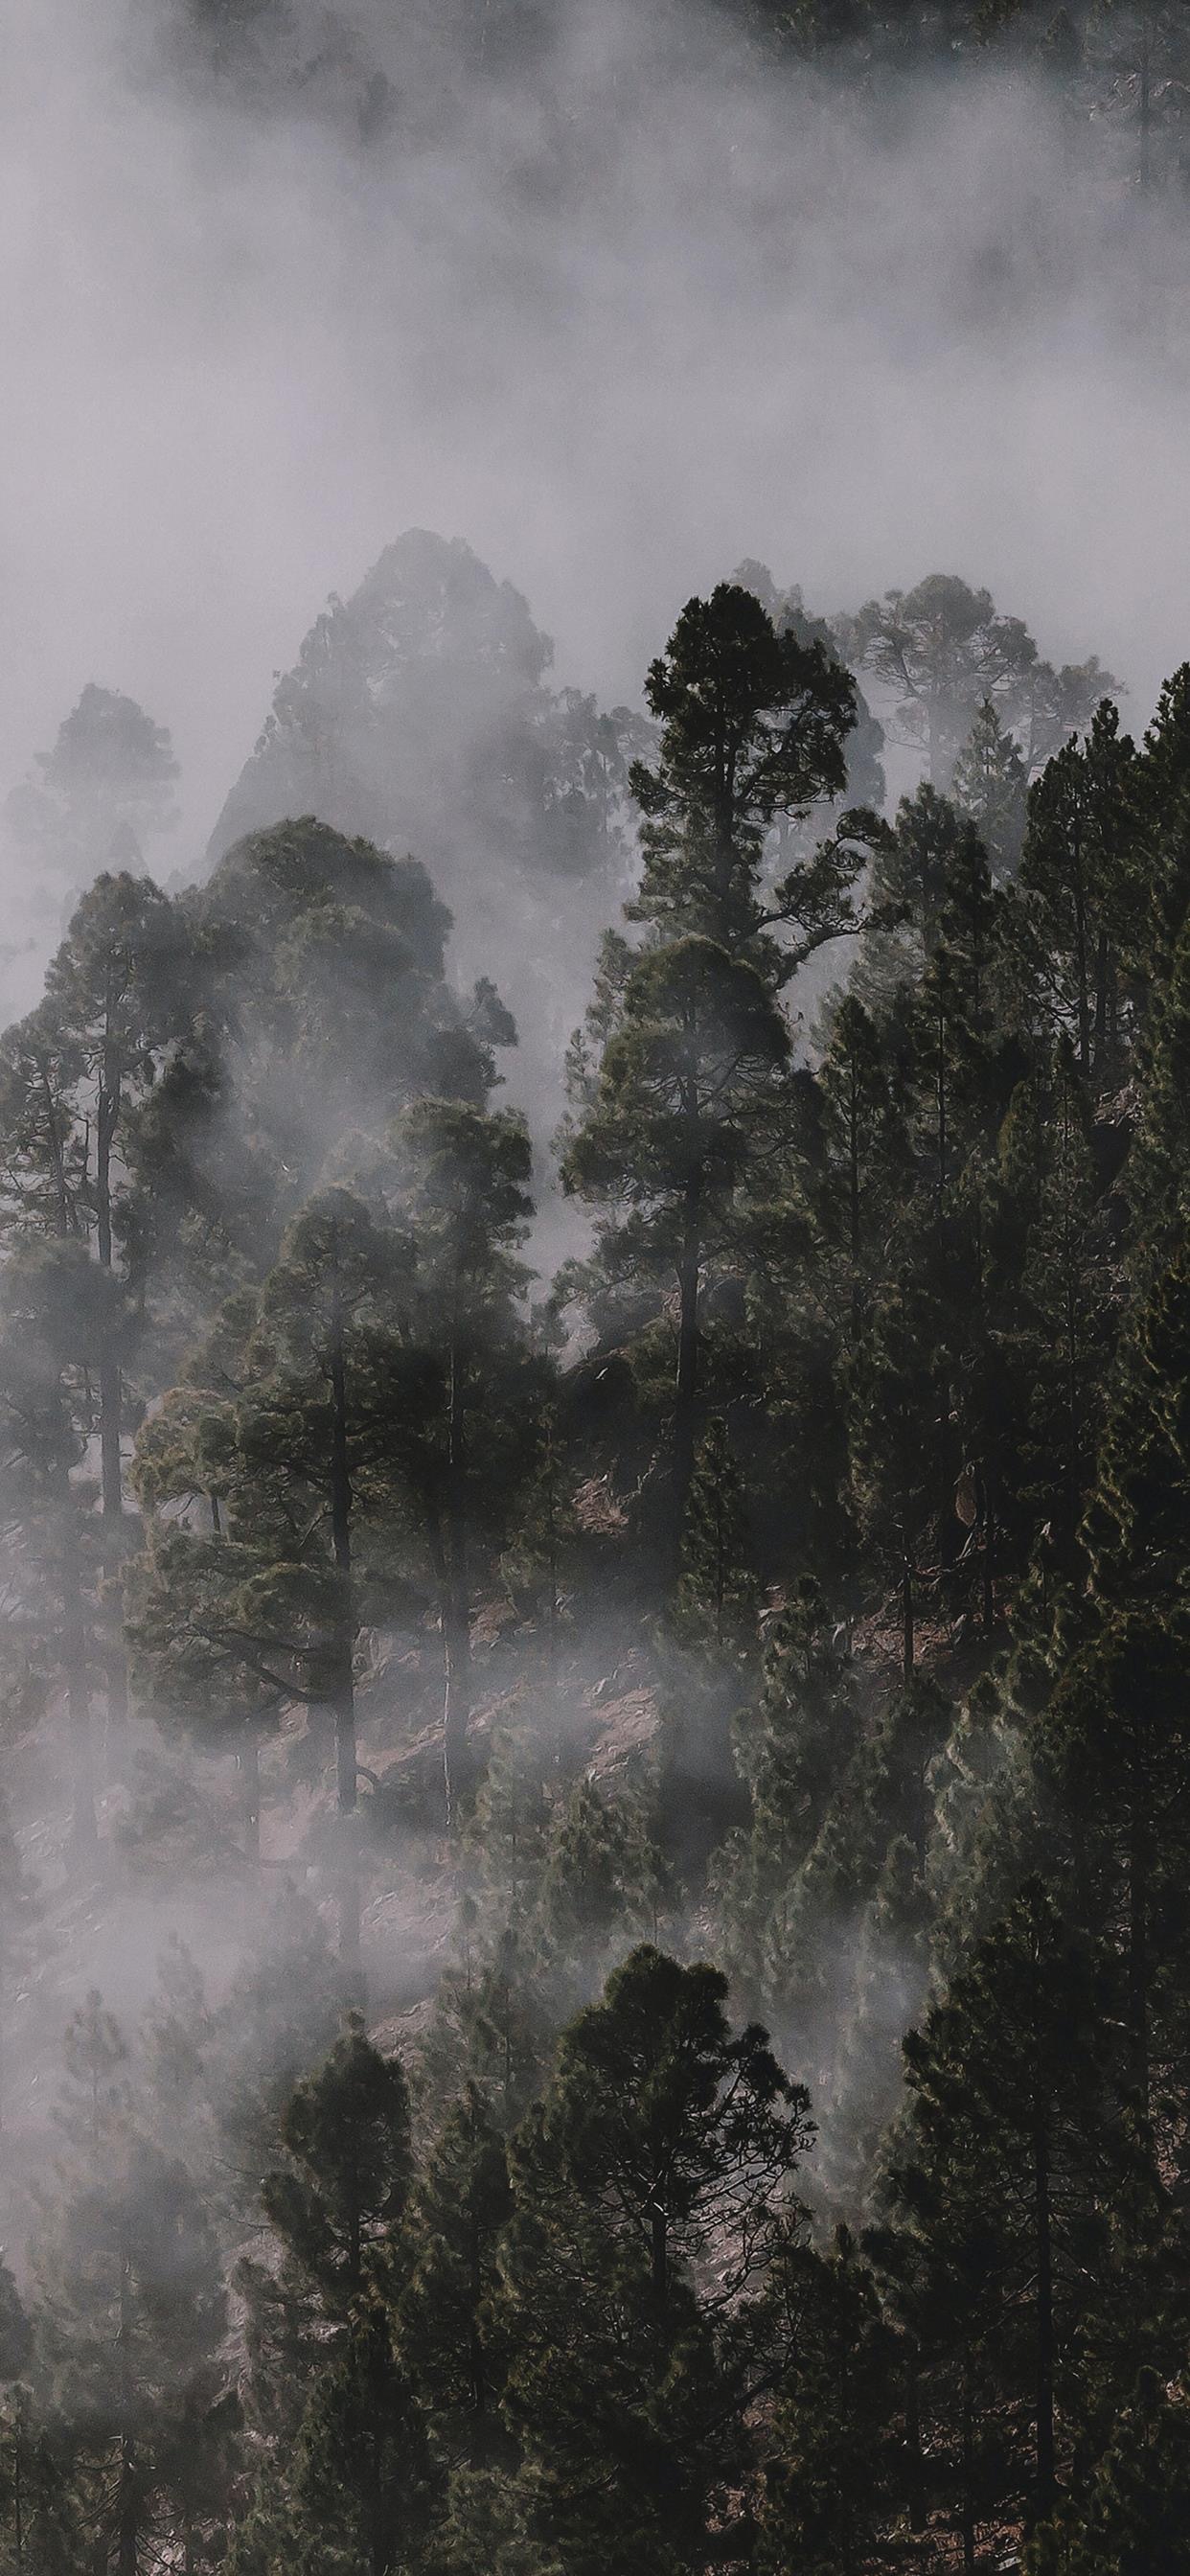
xmin=498 ymin=1947 xmax=810 ymax=2575
xmin=953 ymin=696 xmax=1027 ymax=876
xmin=1028 ymin=2370 xmax=1190 ymax=2575
xmin=0 ymin=1238 xmax=124 ymax=1852
xmin=209 ymin=1883 xmax=350 ymax=2220
xmin=519 ymin=1944 xmax=810 ymax=2304
xmin=139 ymin=1937 xmax=215 ymax=2170
xmin=563 ymin=936 xmax=790 ymax=1559
xmin=842 ymin=574 xmax=1110 ymax=789
xmin=239 ymin=2014 xmax=411 ymax=2442
xmin=289 ymin=2289 xmax=432 ymax=2576
xmin=6 ymin=687 xmax=179 ymax=892
xmin=790 ymin=993 xmax=910 ymax=1341
xmin=41 ymin=873 xmax=192 ymax=1517
xmin=468 ymin=1721 xmax=554 ymax=1919
xmin=627 ymin=582 xmax=858 ymax=964
xmin=1016 ymin=712 xmax=1140 ymax=1087
xmin=564 ymin=583 xmax=862 ymax=1565
xmin=0 ymin=2380 xmax=85 ymax=2576
xmin=539 ymin=1779 xmax=667 ymax=1961
xmin=429 ymin=2464 xmax=561 ymax=2576
xmin=398 ymin=2082 xmax=512 ymax=2445
xmin=850 ymin=1267 xmax=952 ymax=1677
xmin=715 ymin=1578 xmax=861 ymax=1995
xmin=676 ymin=1412 xmax=759 ymax=1652
xmin=758 ymin=2223 xmax=901 ymax=2576
xmin=33 ymin=2003 xmax=228 ymax=2576
xmin=383 ymin=1096 xmax=539 ymax=1824
xmin=983 ymin=1046 xmax=1110 ymax=1580
xmin=881 ymin=1884 xmax=1133 ymax=2534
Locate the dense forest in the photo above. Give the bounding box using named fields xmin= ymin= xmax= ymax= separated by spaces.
xmin=8 ymin=0 xmax=1190 ymax=2567
xmin=0 ymin=522 xmax=1188 ymax=2575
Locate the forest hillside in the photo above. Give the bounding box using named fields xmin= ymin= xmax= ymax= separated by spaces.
xmin=5 ymin=1 xmax=1190 ymax=2571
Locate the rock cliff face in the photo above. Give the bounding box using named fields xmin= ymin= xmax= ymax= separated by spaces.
xmin=209 ymin=529 xmax=647 ymax=1122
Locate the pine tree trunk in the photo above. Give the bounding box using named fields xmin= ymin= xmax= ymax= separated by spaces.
xmin=902 ymin=1556 xmax=915 ymax=1682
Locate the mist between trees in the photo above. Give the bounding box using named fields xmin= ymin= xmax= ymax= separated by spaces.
xmin=7 ymin=1 xmax=1190 ymax=2569
xmin=0 ymin=524 xmax=1187 ymax=2572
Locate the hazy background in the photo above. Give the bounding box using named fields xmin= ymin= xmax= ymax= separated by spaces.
xmin=4 ymin=0 xmax=1189 ymax=925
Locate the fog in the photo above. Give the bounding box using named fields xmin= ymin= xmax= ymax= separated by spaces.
xmin=5 ymin=0 xmax=1190 ymax=912
xmin=3 ymin=26 xmax=1187 ymax=2544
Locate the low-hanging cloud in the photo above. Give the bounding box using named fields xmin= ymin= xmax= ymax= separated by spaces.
xmin=4 ymin=0 xmax=1190 ymax=930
